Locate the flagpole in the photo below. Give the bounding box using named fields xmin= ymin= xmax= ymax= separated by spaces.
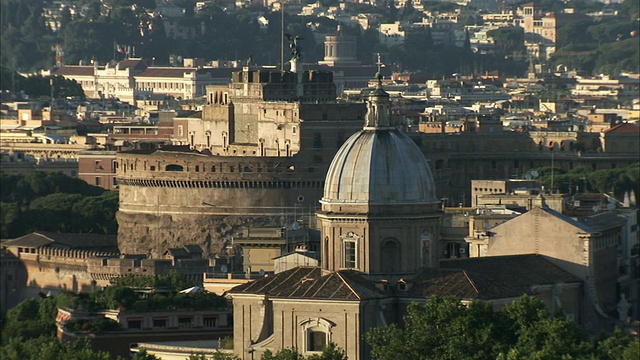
xmin=280 ymin=3 xmax=284 ymax=71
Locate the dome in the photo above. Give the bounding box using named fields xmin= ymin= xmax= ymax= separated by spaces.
xmin=322 ymin=128 xmax=437 ymax=204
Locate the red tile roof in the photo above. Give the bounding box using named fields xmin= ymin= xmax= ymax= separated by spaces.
xmin=136 ymin=67 xmax=197 ymax=78
xmin=228 ymin=267 xmax=389 ymax=300
xmin=118 ymin=58 xmax=148 ymax=71
xmin=52 ymin=66 xmax=95 ymax=77
xmin=604 ymin=122 xmax=640 ymax=134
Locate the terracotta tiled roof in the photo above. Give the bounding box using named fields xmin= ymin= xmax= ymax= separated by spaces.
xmin=52 ymin=66 xmax=95 ymax=77
xmin=118 ymin=58 xmax=148 ymax=71
xmin=136 ymin=67 xmax=196 ymax=78
xmin=1 ymin=231 xmax=118 ymax=251
xmin=228 ymin=267 xmax=388 ymax=300
xmin=135 ymin=67 xmax=237 ymax=79
xmin=438 ymin=254 xmax=582 ymax=299
xmin=604 ymin=123 xmax=639 ymax=134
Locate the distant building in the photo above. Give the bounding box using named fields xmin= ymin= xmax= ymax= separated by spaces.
xmin=49 ymin=59 xmax=237 ymax=105
xmin=465 ymin=206 xmax=639 ymax=323
xmin=77 ymin=150 xmax=118 ymax=190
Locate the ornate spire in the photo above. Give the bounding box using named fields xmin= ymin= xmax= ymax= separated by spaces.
xmin=365 ymin=53 xmax=392 ymax=128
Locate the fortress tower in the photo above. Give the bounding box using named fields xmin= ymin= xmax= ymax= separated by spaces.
xmin=115 ymin=67 xmax=366 ymax=258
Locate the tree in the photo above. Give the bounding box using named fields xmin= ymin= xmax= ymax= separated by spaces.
xmin=29 ymin=193 xmax=85 ymax=232
xmin=130 ymin=349 xmax=160 ymax=360
xmin=366 ymin=296 xmax=504 ymax=360
xmin=365 ymin=295 xmax=638 ymax=360
xmin=261 ymin=348 xmax=305 ymax=360
xmin=306 ymin=343 xmax=348 ymax=360
xmin=487 ymin=27 xmax=525 ymax=55
xmin=188 ymin=352 xmax=241 ymax=360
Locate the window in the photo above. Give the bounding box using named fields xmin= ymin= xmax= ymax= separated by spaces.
xmin=128 ymin=318 xmax=142 ymax=329
xmin=153 ymin=318 xmax=167 ymax=328
xmin=203 ymin=316 xmax=218 ymax=328
xmin=178 ymin=125 xmax=184 ymax=137
xmin=341 ymin=232 xmax=359 ymax=269
xmin=178 ymin=317 xmax=192 ymax=328
xmin=166 ymin=164 xmax=184 ymax=171
xmin=308 ymin=331 xmax=326 ymax=352
xmin=343 ymin=241 xmax=356 ymax=269
xmin=300 ymin=318 xmax=333 ymax=354
xmin=381 ymin=239 xmax=400 ymax=272
xmin=95 ymin=177 xmax=101 ymax=186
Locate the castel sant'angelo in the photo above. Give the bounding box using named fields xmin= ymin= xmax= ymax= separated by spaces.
xmin=115 ymin=63 xmax=368 ymax=258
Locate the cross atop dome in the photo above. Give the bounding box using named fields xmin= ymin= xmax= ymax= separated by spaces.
xmin=375 ymin=53 xmax=385 ymax=87
xmin=365 ymin=53 xmax=391 ymax=128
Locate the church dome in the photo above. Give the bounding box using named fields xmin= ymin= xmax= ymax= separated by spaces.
xmin=322 ymin=128 xmax=437 ymax=204
xmin=322 ymin=64 xmax=437 ymax=205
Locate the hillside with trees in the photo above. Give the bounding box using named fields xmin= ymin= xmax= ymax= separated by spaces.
xmin=0 ymin=0 xmax=637 ymax=80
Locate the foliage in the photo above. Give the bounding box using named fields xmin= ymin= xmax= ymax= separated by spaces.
xmin=365 ymin=295 xmax=637 ymax=360
xmin=0 ymin=336 xmax=112 ymax=360
xmin=113 ymin=269 xmax=197 ymax=290
xmin=1 ymin=297 xmax=57 ymax=346
xmin=0 ymin=295 xmax=131 ymax=360
xmin=188 ymin=352 xmax=241 ymax=360
xmin=306 ymin=342 xmax=348 ymax=360
xmin=4 ymin=74 xmax=86 ymax=100
xmin=64 ymin=317 xmax=123 ymax=333
xmin=488 ymin=27 xmax=525 ymax=54
xmin=0 ymin=172 xmax=118 ymax=238
xmin=529 ymin=162 xmax=639 ymax=198
xmin=551 ymin=13 xmax=640 ymax=75
xmin=260 ymin=343 xmax=347 ymax=360
xmin=261 ymin=348 xmax=305 ymax=360
xmin=131 ymin=349 xmax=161 ymax=360
xmin=55 ymin=274 xmax=227 ymax=313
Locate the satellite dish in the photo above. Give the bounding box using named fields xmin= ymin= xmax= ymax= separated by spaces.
xmin=525 ymin=174 xmax=532 ymax=180
xmin=530 ymin=170 xmax=539 ymax=178
xmin=592 ymin=205 xmax=600 ymax=213
xmin=292 ymin=222 xmax=300 ymax=230
xmin=259 ymin=269 xmax=265 ymax=276
xmin=607 ymin=203 xmax=616 ymax=210
xmin=221 ymin=265 xmax=228 ymax=273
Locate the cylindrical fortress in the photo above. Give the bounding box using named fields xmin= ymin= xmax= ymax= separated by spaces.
xmin=116 ymin=150 xmax=330 ymax=257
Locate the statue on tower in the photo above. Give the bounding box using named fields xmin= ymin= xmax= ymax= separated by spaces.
xmin=286 ymin=33 xmax=304 ymax=61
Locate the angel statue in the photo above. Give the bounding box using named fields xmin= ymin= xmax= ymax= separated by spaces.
xmin=285 ymin=33 xmax=304 ymax=60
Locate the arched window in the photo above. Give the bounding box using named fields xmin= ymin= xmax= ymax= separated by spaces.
xmin=166 ymin=164 xmax=184 ymax=171
xmin=299 ymin=318 xmax=334 ymax=354
xmin=340 ymin=232 xmax=359 ymax=269
xmin=381 ymin=238 xmax=401 ymax=273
